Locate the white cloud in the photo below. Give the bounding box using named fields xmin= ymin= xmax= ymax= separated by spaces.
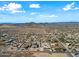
xmin=30 ymin=12 xmax=36 ymax=15
xmin=74 ymin=7 xmax=79 ymax=10
xmin=63 ymin=2 xmax=79 ymax=11
xmin=29 ymin=4 xmax=40 ymax=8
xmin=11 ymin=10 xmax=25 ymax=14
xmin=39 ymin=14 xmax=58 ymax=18
xmin=0 ymin=3 xmax=25 ymax=14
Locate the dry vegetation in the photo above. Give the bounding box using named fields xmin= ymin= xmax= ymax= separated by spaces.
xmin=0 ymin=23 xmax=79 ymax=57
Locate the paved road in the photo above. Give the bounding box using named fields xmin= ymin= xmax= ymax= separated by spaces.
xmin=56 ymin=38 xmax=75 ymax=57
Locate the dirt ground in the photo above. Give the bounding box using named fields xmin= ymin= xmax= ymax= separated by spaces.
xmin=32 ymin=52 xmax=69 ymax=57
xmin=0 ymin=51 xmax=69 ymax=57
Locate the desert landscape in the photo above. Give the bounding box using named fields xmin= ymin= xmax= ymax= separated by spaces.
xmin=0 ymin=1 xmax=79 ymax=57
xmin=0 ymin=23 xmax=79 ymax=57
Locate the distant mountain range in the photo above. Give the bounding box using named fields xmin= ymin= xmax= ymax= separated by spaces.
xmin=0 ymin=22 xmax=79 ymax=27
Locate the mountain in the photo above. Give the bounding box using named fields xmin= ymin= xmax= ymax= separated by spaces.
xmin=0 ymin=22 xmax=79 ymax=27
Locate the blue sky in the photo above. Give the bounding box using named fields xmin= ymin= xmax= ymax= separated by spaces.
xmin=0 ymin=1 xmax=79 ymax=23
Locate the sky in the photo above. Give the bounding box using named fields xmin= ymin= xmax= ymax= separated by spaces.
xmin=0 ymin=0 xmax=79 ymax=1
xmin=0 ymin=1 xmax=79 ymax=23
